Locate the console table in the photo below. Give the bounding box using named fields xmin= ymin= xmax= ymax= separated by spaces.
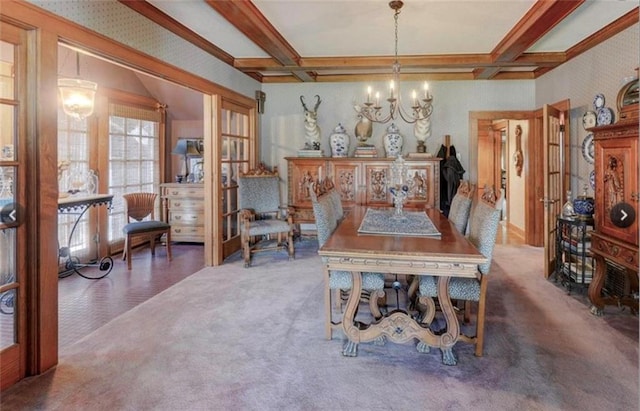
xmin=58 ymin=193 xmax=114 ymax=279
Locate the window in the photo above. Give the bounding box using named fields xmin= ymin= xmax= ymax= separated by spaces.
xmin=107 ymin=103 xmax=162 ymax=244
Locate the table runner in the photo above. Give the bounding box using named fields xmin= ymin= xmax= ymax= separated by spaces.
xmin=357 ymin=208 xmax=441 ymax=237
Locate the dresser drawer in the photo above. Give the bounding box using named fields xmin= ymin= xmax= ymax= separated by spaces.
xmin=168 ymin=211 xmax=204 ymax=225
xmin=170 ymin=225 xmax=205 ymax=240
xmin=166 ymin=198 xmax=204 ymax=210
xmin=162 ymin=185 xmax=203 ymax=198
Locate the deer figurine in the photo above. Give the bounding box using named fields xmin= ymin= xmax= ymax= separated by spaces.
xmin=300 ymin=95 xmax=322 ymax=149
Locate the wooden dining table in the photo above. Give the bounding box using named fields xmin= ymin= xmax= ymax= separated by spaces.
xmin=318 ymin=205 xmax=487 ymax=365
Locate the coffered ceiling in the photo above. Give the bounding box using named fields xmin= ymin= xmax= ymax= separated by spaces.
xmin=120 ymin=0 xmax=638 ymax=83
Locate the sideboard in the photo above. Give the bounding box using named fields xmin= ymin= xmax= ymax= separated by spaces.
xmin=286 ymin=157 xmax=441 ymax=223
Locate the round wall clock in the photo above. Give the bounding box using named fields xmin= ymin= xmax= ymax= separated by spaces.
xmin=596 ymin=107 xmax=613 ymax=126
xmin=582 ymin=111 xmax=597 ymax=129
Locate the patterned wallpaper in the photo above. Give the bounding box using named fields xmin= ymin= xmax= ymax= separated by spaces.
xmin=29 ymin=0 xmax=260 ymax=97
xmin=537 ymin=25 xmax=639 ymax=197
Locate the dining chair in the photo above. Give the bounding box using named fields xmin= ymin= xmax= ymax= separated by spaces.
xmin=416 ymin=193 xmax=501 ymax=356
xmin=238 ymin=164 xmax=295 ymax=268
xmin=311 ymin=190 xmax=385 ymax=340
xmin=448 ymin=180 xmax=476 ymax=234
xmin=122 ymin=192 xmax=172 ymax=270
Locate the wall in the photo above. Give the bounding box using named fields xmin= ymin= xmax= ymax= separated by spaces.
xmin=507 ymin=120 xmax=528 ymax=231
xmin=261 ymin=80 xmax=535 ymax=183
xmin=30 ymin=0 xmax=260 ymax=99
xmin=536 ymin=24 xmax=639 ymax=197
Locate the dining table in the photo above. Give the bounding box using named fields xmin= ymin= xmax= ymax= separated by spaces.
xmin=318 ymin=205 xmax=487 ymax=365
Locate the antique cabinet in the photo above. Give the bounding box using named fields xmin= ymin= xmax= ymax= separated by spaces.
xmin=587 ymin=119 xmax=639 ymax=315
xmin=286 ymin=157 xmax=440 ymax=223
xmin=160 ymin=183 xmax=205 ymax=243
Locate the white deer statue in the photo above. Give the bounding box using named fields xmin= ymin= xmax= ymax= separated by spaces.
xmin=300 ymin=95 xmax=322 ymax=149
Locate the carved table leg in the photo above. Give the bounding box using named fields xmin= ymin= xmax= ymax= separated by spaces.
xmin=341 ymin=271 xmax=363 ymax=357
xmin=437 ymin=276 xmax=459 ymax=366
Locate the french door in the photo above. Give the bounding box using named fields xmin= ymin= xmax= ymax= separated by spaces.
xmin=0 ymin=23 xmax=27 ymax=390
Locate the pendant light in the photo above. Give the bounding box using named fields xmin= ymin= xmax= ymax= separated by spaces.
xmin=58 ymin=51 xmax=98 ymax=120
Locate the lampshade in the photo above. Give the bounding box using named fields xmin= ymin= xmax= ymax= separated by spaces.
xmin=58 ymin=78 xmax=97 ymax=120
xmin=171 ymin=139 xmax=188 ymax=156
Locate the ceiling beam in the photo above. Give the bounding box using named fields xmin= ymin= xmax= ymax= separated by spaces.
xmin=117 ymin=0 xmax=234 ymax=66
xmin=205 ymin=0 xmax=315 ymax=82
xmin=475 ymin=0 xmax=584 ymax=79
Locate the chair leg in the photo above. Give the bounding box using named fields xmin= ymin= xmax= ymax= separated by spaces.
xmin=242 ymin=233 xmax=251 ymax=268
xmin=165 ymin=230 xmax=172 ymax=261
xmin=324 ymin=268 xmax=333 ymax=340
xmin=287 ymin=230 xmax=294 ymax=260
xmin=126 ymin=235 xmax=133 ymax=270
xmin=368 ymin=289 xmax=386 ymax=320
xmin=475 ymin=276 xmax=489 ymax=357
xmin=150 ymin=235 xmax=156 ymax=256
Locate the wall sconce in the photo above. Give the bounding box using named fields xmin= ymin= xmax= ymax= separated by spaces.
xmin=255 ymin=90 xmax=266 ymax=114
xmin=58 ymin=51 xmax=98 ymax=120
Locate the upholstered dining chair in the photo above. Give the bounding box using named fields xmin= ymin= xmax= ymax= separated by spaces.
xmin=448 ymin=180 xmax=476 ymax=234
xmin=311 ymin=190 xmax=385 ymax=340
xmin=122 ymin=192 xmax=172 ymax=270
xmin=238 ymin=164 xmax=294 ymax=268
xmin=416 ymin=193 xmax=501 ymax=357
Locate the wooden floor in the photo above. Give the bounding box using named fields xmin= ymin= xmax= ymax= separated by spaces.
xmin=58 ymin=223 xmax=525 ymax=350
xmin=58 ymin=243 xmax=205 ymax=349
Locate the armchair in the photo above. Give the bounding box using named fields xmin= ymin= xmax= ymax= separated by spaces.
xmin=238 ymin=164 xmax=295 ymax=267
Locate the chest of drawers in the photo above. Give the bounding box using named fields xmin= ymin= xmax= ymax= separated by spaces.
xmin=160 ymin=183 xmax=204 ymax=243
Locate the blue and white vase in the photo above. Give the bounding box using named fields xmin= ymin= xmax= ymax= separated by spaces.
xmin=330 ymin=123 xmax=350 ymax=157
xmin=384 ymin=123 xmax=403 ymax=157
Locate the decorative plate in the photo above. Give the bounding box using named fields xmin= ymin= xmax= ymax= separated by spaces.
xmin=589 ymin=170 xmax=596 ymax=190
xmin=593 ymin=93 xmax=605 ymax=109
xmin=582 ymin=133 xmax=595 ymax=164
xmin=596 ymin=107 xmax=613 ymax=126
xmin=582 ymin=111 xmax=597 ymax=130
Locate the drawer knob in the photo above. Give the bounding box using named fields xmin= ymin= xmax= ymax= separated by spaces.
xmin=174 ymin=202 xmax=181 ymax=206
xmin=175 ymin=216 xmax=182 ymax=220
xmin=171 ymin=191 xmax=179 ymax=195
xmin=175 ymin=229 xmax=181 ymax=233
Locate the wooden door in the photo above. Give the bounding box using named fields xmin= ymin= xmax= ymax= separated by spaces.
xmin=0 ymin=23 xmax=28 ymax=390
xmin=541 ymin=104 xmax=564 ymax=278
xmin=477 ymin=120 xmax=502 ymax=198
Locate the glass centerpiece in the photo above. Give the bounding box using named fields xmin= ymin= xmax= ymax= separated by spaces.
xmin=389 ymin=154 xmax=409 ymax=220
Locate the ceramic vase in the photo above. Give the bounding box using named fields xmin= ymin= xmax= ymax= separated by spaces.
xmin=384 ymin=123 xmax=403 ymax=157
xmin=330 ymin=123 xmax=350 ymax=157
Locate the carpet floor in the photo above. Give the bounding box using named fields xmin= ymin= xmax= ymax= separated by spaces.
xmin=1 ymin=240 xmax=638 ymax=410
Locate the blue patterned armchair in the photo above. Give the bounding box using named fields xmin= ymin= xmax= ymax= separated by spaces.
xmin=238 ymin=164 xmax=294 ymax=268
xmin=311 ymin=191 xmax=385 ymax=340
xmin=416 ymin=194 xmax=501 ymax=357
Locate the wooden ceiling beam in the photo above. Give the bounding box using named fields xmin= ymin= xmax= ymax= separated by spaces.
xmin=475 ymin=0 xmax=584 ymax=79
xmin=117 ymin=0 xmax=234 ymax=66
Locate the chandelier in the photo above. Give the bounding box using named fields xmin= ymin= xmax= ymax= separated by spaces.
xmin=58 ymin=51 xmax=98 ymax=120
xmin=359 ymin=1 xmax=433 ymax=125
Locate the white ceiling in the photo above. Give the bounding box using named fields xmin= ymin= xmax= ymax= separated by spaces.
xmin=143 ymin=0 xmax=639 ymax=80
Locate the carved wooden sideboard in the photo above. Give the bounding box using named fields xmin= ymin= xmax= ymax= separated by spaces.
xmin=285 ymin=157 xmax=441 ymax=223
xmin=588 ymin=119 xmax=639 ymax=315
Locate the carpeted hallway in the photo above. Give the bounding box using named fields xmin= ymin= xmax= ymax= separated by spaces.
xmin=1 ymin=239 xmax=638 ymax=410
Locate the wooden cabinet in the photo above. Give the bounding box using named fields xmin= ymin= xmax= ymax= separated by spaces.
xmin=160 ymin=183 xmax=205 ymax=243
xmin=286 ymin=157 xmax=440 ymax=223
xmin=588 ymin=119 xmax=639 ymax=315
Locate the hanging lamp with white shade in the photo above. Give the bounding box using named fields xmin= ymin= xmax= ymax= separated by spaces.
xmin=58 ymin=51 xmax=98 ymax=120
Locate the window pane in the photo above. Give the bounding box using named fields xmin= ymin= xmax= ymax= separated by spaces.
xmin=108 ymin=104 xmax=160 ymax=243
xmin=0 ymin=227 xmax=16 ymax=350
xmin=0 ymin=104 xmax=15 ymax=161
xmin=0 ymin=289 xmax=16 ymax=349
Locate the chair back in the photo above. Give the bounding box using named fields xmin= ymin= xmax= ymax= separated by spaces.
xmin=311 ymin=193 xmax=337 ymax=247
xmin=467 ymin=200 xmax=501 ymax=275
xmin=123 ymin=193 xmax=158 ymax=222
xmin=238 ymin=165 xmax=281 ymax=214
xmin=448 ymin=180 xmax=475 ymax=234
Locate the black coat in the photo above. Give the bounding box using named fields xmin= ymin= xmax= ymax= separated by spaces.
xmin=437 ymin=144 xmax=465 ymax=216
